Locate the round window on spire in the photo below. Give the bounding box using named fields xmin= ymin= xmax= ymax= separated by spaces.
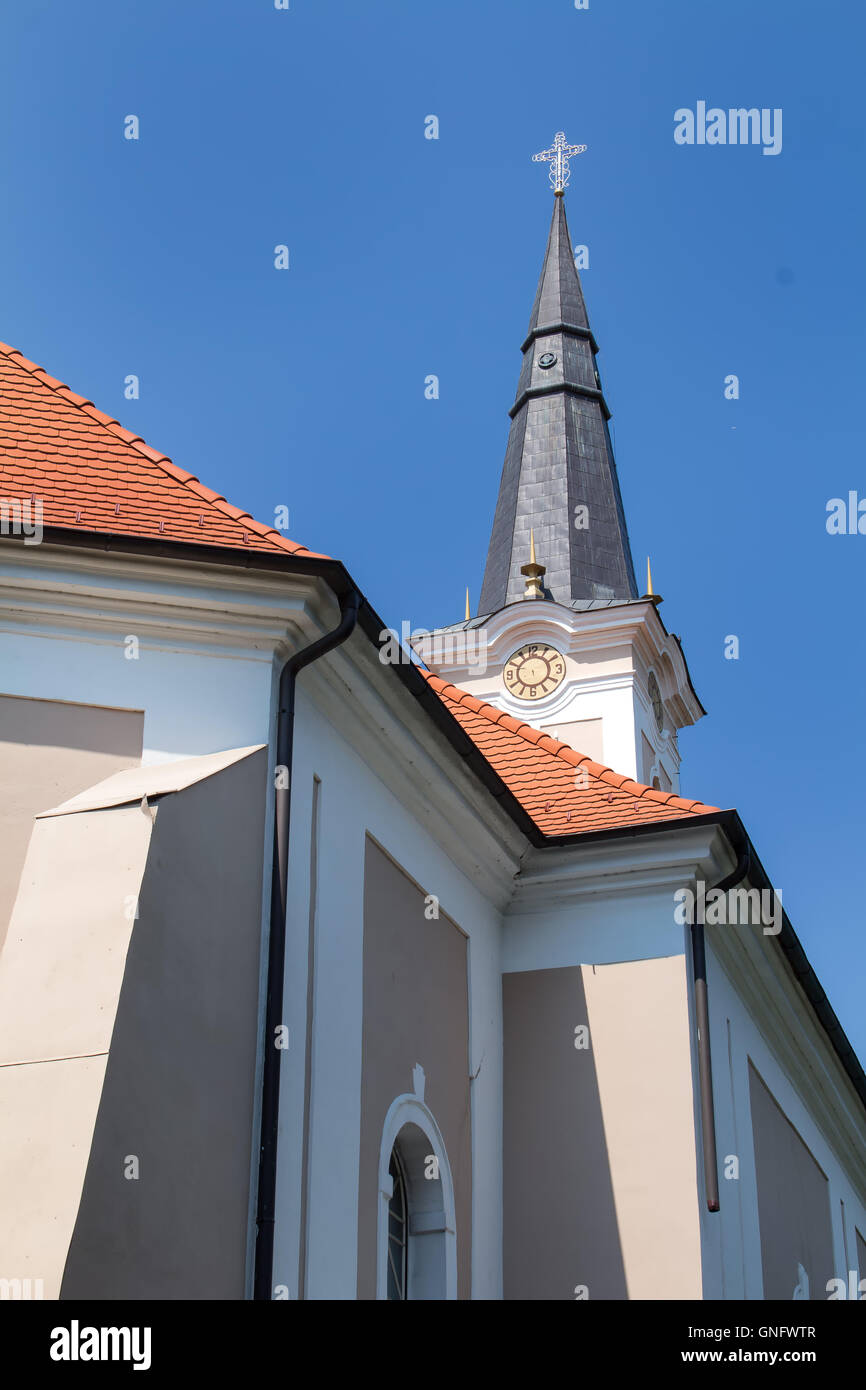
xmin=537 ymin=352 xmax=557 ymax=369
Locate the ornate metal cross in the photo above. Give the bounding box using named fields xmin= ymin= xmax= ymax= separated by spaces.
xmin=532 ymin=130 xmax=587 ymax=193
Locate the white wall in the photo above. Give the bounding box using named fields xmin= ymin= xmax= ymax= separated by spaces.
xmin=702 ymin=942 xmax=866 ymax=1300
xmin=275 ymin=683 xmax=506 ymax=1300
xmin=1 ymin=548 xmax=514 ymax=1301
xmin=0 ymin=551 xmax=283 ymax=763
xmin=0 ymin=625 xmax=274 ymax=762
xmin=504 ymin=884 xmax=688 ymax=973
xmin=0 ymin=550 xmax=289 ymax=1298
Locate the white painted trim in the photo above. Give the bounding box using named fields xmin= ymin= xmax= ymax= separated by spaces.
xmin=376 ymin=1091 xmax=457 ymax=1301
xmin=413 ymin=596 xmax=704 ymax=728
xmin=300 ymin=643 xmax=525 ymax=909
xmin=509 ymin=826 xmax=731 ymax=913
xmin=470 ymin=671 xmax=637 ymax=726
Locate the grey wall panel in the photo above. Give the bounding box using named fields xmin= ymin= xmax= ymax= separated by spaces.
xmin=749 ymin=1063 xmax=835 ymax=1300
xmin=357 ymin=837 xmax=471 ymax=1299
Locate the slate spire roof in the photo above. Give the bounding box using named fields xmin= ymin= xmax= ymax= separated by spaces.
xmin=478 ymin=195 xmax=638 ymax=613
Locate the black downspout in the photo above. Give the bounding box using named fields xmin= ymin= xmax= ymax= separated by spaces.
xmin=253 ymin=587 xmax=361 ymax=1300
xmin=691 ymin=841 xmax=751 ymax=1213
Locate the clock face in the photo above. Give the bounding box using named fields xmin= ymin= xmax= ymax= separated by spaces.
xmin=648 ymin=671 xmax=664 ymax=732
xmin=503 ymin=643 xmax=565 ymax=701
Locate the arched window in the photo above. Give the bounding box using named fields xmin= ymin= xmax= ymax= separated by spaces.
xmin=386 ymin=1147 xmax=408 ymax=1300
xmin=377 ymin=1092 xmax=457 ymax=1300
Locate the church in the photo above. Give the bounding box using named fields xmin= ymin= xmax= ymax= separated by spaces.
xmin=1 ymin=134 xmax=864 ymax=1302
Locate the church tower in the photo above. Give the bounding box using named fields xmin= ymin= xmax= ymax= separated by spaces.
xmin=414 ymin=133 xmax=704 ymax=793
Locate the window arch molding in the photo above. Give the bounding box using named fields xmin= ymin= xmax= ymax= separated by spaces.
xmin=376 ymin=1092 xmax=457 ymax=1300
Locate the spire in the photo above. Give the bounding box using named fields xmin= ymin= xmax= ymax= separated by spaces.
xmin=526 ymin=193 xmax=589 ymax=336
xmin=479 ymin=174 xmax=638 ymax=613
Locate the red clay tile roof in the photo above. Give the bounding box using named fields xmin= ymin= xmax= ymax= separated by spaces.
xmin=422 ymin=670 xmax=719 ymax=836
xmin=0 ymin=341 xmax=324 ymax=557
xmin=0 ymin=344 xmax=716 ymax=837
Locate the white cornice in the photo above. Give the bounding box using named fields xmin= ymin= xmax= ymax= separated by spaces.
xmin=510 ymin=825 xmax=732 ymax=913
xmin=413 ymin=598 xmax=704 ymax=728
xmin=465 ymin=670 xmax=636 ymax=725
xmin=0 ymin=541 xmax=526 ymax=908
xmin=0 ymin=541 xmax=330 ymax=660
xmin=295 ymin=640 xmax=527 ymax=909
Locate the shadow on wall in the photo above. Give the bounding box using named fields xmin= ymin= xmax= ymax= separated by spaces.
xmin=503 ymin=965 xmax=628 ymax=1300
xmin=60 ymin=752 xmax=266 ymax=1300
xmin=357 ymin=837 xmax=472 ymax=1300
xmin=503 ymin=955 xmax=704 ymax=1300
xmin=749 ymin=1062 xmax=836 ymax=1300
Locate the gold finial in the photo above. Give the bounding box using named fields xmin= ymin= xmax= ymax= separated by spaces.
xmin=643 ymin=556 xmax=663 ymax=606
xmin=465 ymin=587 xmax=471 ymax=622
xmin=520 ymin=528 xmax=547 ymax=600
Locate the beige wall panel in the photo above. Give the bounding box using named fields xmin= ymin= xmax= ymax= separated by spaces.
xmin=0 ymin=747 xmax=266 ymax=1300
xmin=749 ymin=1063 xmax=835 ymax=1300
xmin=583 ymin=956 xmax=702 ymax=1299
xmin=61 ymin=750 xmax=267 ymax=1299
xmin=357 ymin=838 xmax=471 ymax=1299
xmin=0 ymin=694 xmax=142 ymax=952
xmin=0 ymin=806 xmax=152 ymax=1065
xmin=0 ymin=1055 xmax=106 ymax=1299
xmin=503 ymin=956 xmax=701 ymax=1301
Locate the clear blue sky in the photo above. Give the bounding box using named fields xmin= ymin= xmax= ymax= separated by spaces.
xmin=2 ymin=2 xmax=864 ymax=1060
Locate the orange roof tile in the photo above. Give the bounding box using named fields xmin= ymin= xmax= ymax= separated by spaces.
xmin=421 ymin=671 xmax=720 ymax=836
xmin=0 ymin=342 xmax=325 ymax=557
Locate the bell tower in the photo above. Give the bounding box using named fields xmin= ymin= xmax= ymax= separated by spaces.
xmin=413 ymin=133 xmax=705 ymax=793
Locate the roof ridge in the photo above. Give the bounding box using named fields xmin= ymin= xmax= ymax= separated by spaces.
xmin=0 ymin=340 xmax=319 ymax=558
xmin=420 ymin=669 xmax=718 ymax=816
